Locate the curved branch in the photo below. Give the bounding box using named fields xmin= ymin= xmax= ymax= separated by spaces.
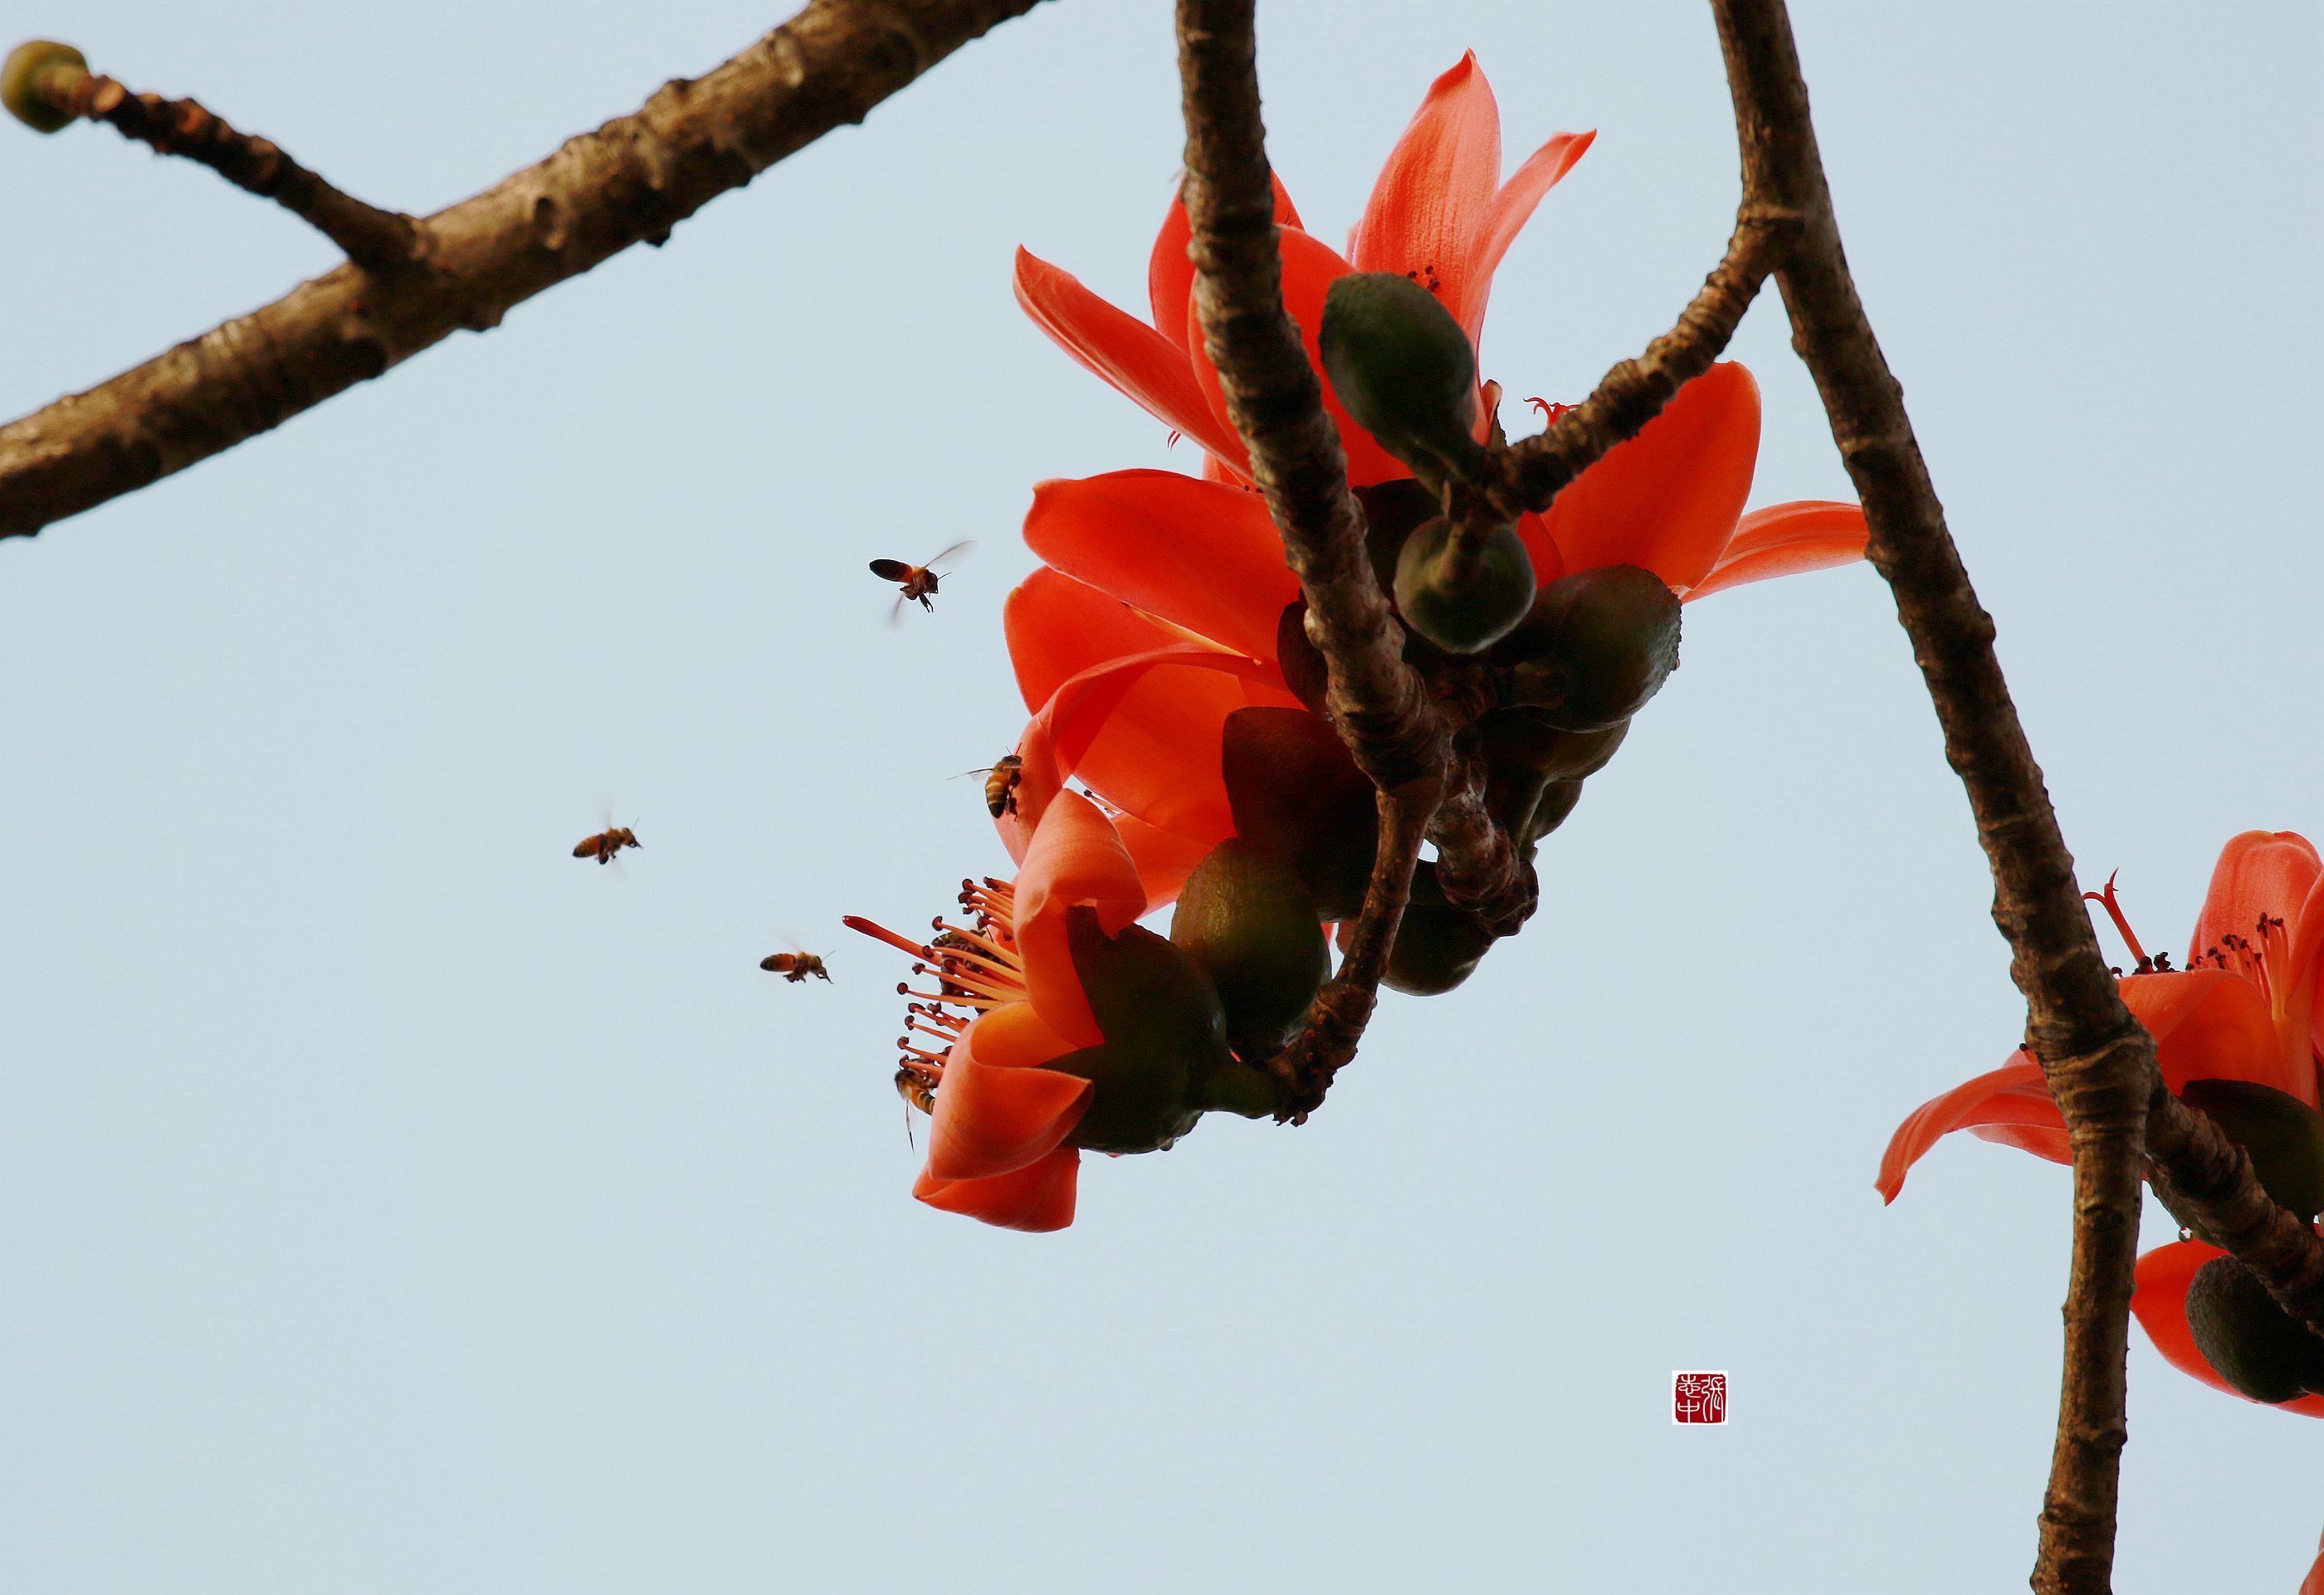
xmin=0 ymin=0 xmax=1051 ymax=540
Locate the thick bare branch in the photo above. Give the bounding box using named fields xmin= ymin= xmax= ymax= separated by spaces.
xmin=1711 ymin=2 xmax=2151 ymax=1588
xmin=1173 ymin=0 xmax=1438 ymax=793
xmin=0 ymin=0 xmax=1050 ymax=539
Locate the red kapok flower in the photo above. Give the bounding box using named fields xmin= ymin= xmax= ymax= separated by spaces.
xmin=1007 ymin=56 xmax=1871 ymax=871
xmin=1880 ymin=831 xmax=2324 ymax=1198
xmin=846 ymin=788 xmax=1255 ymax=1232
xmin=1880 ymin=832 xmax=2324 ymax=1415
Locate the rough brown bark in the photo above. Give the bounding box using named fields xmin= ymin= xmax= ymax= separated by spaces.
xmin=0 ymin=0 xmax=1051 ymax=539
xmin=1711 ymin=2 xmax=2148 ymax=1589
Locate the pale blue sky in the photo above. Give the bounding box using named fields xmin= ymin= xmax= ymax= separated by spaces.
xmin=2 ymin=2 xmax=2319 ymax=1591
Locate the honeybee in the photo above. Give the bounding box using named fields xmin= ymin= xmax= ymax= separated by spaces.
xmin=573 ymin=825 xmax=641 ymax=865
xmin=983 ymin=754 xmax=1023 ymax=818
xmin=895 ymin=1064 xmax=938 ymax=1115
xmin=760 ymin=951 xmax=832 ymax=983
xmin=868 ymin=539 xmax=974 ymax=623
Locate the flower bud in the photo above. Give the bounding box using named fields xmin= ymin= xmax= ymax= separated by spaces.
xmin=1394 ymin=515 xmax=1537 ymax=655
xmin=2178 ymin=1080 xmax=2324 ymax=1222
xmin=2184 ymin=1255 xmax=2324 ymax=1404
xmin=1051 ymin=908 xmax=1234 ymax=1154
xmin=3 ymin=41 xmax=87 ymax=134
xmin=1320 ymin=272 xmax=1488 ymax=481
xmin=1496 ymin=564 xmax=1681 ymax=731
xmin=1221 ymin=706 xmax=1378 ymax=921
xmin=1171 ymin=839 xmax=1328 ymax=1058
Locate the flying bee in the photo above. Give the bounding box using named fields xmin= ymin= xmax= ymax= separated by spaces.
xmin=868 ymin=539 xmax=974 ymax=624
xmin=760 ymin=950 xmax=832 ymax=983
xmin=573 ymin=825 xmax=641 ymax=866
xmin=983 ymin=754 xmax=1023 ymax=818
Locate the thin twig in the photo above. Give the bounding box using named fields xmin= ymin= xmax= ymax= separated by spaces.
xmin=1710 ymin=2 xmax=2147 ymax=1589
xmin=0 ymin=0 xmax=1051 ymax=539
xmin=39 ymin=63 xmax=420 ymax=270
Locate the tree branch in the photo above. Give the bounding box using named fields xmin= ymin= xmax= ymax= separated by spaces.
xmin=2146 ymin=1095 xmax=2324 ymax=1330
xmin=7 ymin=46 xmax=420 ymax=271
xmin=0 ymin=0 xmax=1051 ymax=540
xmin=1710 ymin=2 xmax=2155 ymax=1589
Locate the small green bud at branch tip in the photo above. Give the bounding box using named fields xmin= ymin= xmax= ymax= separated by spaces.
xmin=3 ymin=41 xmax=89 ymax=134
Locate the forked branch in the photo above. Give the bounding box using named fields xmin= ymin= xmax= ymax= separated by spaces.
xmin=0 ymin=0 xmax=1051 ymax=539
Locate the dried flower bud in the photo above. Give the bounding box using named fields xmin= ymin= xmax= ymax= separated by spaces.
xmin=1321 ymin=272 xmax=1488 ymax=481
xmin=1496 ymin=564 xmax=1681 ymax=731
xmin=2184 ymin=1255 xmax=2324 ymax=1404
xmin=3 ymin=41 xmax=87 ymax=134
xmin=1171 ymin=839 xmax=1328 ymax=1058
xmin=1394 ymin=515 xmax=1537 ymax=655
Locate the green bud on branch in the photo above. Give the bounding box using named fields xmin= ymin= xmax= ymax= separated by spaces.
xmin=2 ymin=41 xmax=88 ymax=134
xmin=1496 ymin=564 xmax=1682 ymax=731
xmin=1394 ymin=515 xmax=1537 ymax=655
xmin=1321 ymin=272 xmax=1489 ymax=482
xmin=1171 ymin=839 xmax=1329 ymax=1059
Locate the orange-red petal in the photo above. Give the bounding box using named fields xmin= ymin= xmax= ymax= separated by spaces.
xmin=2131 ymin=1240 xmax=2324 ymax=1417
xmin=1148 ymin=173 xmax=1304 ymax=355
xmin=1539 ymin=361 xmax=1761 ymax=591
xmin=1687 ymin=500 xmax=1870 ymax=601
xmin=915 ymin=1145 xmax=1081 ymax=1232
xmin=1350 ymin=53 xmax=1500 ymax=325
xmin=924 ymin=1003 xmax=1089 ymax=1183
xmin=2124 ymin=968 xmax=2302 ymax=1102
xmin=2190 ymin=831 xmax=2323 ymax=964
xmin=998 ymin=638 xmax=1288 ymax=866
xmin=1112 ymin=814 xmax=1213 ymax=910
xmin=1013 ymin=246 xmax=1252 ymax=471
xmin=1462 ymin=129 xmax=1594 ymax=350
xmin=1023 ymin=471 xmax=1299 ymax=662
xmin=1013 ymin=791 xmax=1149 ymax=1047
xmin=1877 ymin=1054 xmax=2063 ymax=1202
xmin=1004 ymin=578 xmax=1288 ymax=845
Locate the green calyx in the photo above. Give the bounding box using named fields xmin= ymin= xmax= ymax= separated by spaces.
xmin=2178 ymin=1079 xmax=2324 ymax=1222
xmin=1495 ymin=563 xmax=1682 ymax=731
xmin=1047 ymin=908 xmax=1241 ymax=1154
xmin=1394 ymin=515 xmax=1537 ymax=655
xmin=2185 ymin=1255 xmax=2324 ymax=1404
xmin=1221 ymin=706 xmax=1378 ymax=921
xmin=1320 ymin=272 xmax=1488 ymax=483
xmin=3 ymin=41 xmax=88 ymax=134
xmin=1172 ymin=838 xmax=1328 ymax=1060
